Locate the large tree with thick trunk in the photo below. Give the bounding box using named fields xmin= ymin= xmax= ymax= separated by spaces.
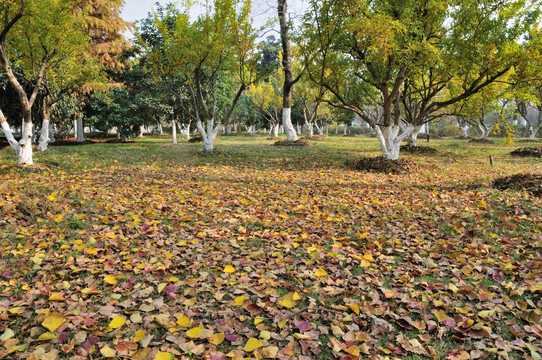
xmin=303 ymin=0 xmax=537 ymax=160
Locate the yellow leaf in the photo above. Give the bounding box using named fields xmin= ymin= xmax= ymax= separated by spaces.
xmin=104 ymin=275 xmax=117 ymax=285
xmin=349 ymin=303 xmax=360 ymax=315
xmin=292 ymin=292 xmax=301 ymax=301
xmin=157 ymin=283 xmax=167 ymax=293
xmin=244 ymin=337 xmax=264 ymax=352
xmin=315 ymin=268 xmax=328 ymax=277
xmin=223 ymin=265 xmax=235 ymax=273
xmin=362 ymin=254 xmax=374 ymax=262
xmin=344 ymin=345 xmax=360 ymax=356
xmin=359 ymin=259 xmax=371 ymax=268
xmin=359 ymin=232 xmax=368 ymax=239
xmin=254 ymin=316 xmax=263 ymax=325
xmin=41 ymin=312 xmax=66 ymax=332
xmin=185 ymin=327 xmax=202 ymax=339
xmin=260 ymin=330 xmax=271 ymax=340
xmin=100 ymin=346 xmax=116 ymax=358
xmin=48 ymin=192 xmax=58 ymax=201
xmin=176 ymin=316 xmax=191 ymax=327
xmin=183 ymin=298 xmax=196 ymax=306
xmin=209 ymin=333 xmax=225 ymax=345
xmin=134 ymin=329 xmax=146 ymax=342
xmin=36 ymin=332 xmax=57 ymax=341
xmin=109 ymin=316 xmax=126 ymax=329
xmin=235 ymin=295 xmax=245 ymax=306
xmin=279 ymin=297 xmax=294 ymax=308
xmin=153 ymin=351 xmax=173 ymax=360
xmin=53 ymin=214 xmax=63 ymax=223
xmin=48 ymin=293 xmax=64 ymax=301
xmin=86 ymin=248 xmax=97 ymax=255
xmin=432 ymin=309 xmax=448 ymax=323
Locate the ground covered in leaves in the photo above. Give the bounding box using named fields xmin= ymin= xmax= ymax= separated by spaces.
xmin=0 ymin=135 xmax=541 ymax=360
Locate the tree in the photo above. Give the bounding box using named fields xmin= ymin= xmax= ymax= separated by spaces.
xmin=140 ymin=0 xmax=258 ymax=151
xmin=0 ymin=0 xmax=89 ymax=165
xmin=277 ymin=0 xmax=304 ymax=141
xmin=303 ymin=0 xmax=537 ymax=159
xmin=246 ymin=73 xmax=283 ymax=137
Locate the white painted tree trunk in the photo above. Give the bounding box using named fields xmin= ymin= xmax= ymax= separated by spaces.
xmin=296 ymin=123 xmax=302 ymax=134
xmin=37 ymin=119 xmax=50 ymax=151
xmin=1 ymin=117 xmax=20 ymax=155
xmin=478 ymin=124 xmax=494 ymax=139
xmin=460 ymin=125 xmax=470 ymax=138
xmin=280 ymin=125 xmax=284 ymax=134
xmin=306 ymin=122 xmax=314 ymax=136
xmin=158 ymin=123 xmax=163 ymax=135
xmin=49 ymin=123 xmax=55 ymax=143
xmin=343 ymin=125 xmax=347 ymax=135
xmin=407 ymin=124 xmax=423 ymax=147
xmin=374 ymin=125 xmax=414 ymax=160
xmin=233 ymin=123 xmax=238 ymax=132
xmin=75 ymin=118 xmax=85 ymax=142
xmin=282 ymin=108 xmax=297 ymax=141
xmin=528 ymin=125 xmax=541 ymax=141
xmin=273 ymin=124 xmax=280 ymax=137
xmin=172 ymin=120 xmax=177 ymax=144
xmin=18 ymin=122 xmax=33 ymax=165
xmin=197 ymin=119 xmax=220 ymax=152
xmin=139 ymin=126 xmax=145 ymax=138
xmin=226 ymin=124 xmax=232 ymax=135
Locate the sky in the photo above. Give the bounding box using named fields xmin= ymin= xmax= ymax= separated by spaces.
xmin=120 ymin=0 xmax=307 ymax=39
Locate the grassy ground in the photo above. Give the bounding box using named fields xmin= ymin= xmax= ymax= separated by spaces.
xmin=0 ymin=134 xmax=540 ymax=359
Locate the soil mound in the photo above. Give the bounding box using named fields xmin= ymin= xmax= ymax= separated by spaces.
xmin=493 ymin=174 xmax=542 ymax=197
xmin=400 ymin=145 xmax=438 ymax=154
xmin=351 ymin=157 xmax=420 ymax=174
xmin=418 ymin=133 xmax=442 ymax=139
xmin=510 ymin=147 xmax=542 ymax=158
xmin=301 ymin=135 xmax=327 ymax=141
xmin=274 ymin=139 xmax=312 ymax=147
xmin=469 ymin=138 xmax=494 ymax=144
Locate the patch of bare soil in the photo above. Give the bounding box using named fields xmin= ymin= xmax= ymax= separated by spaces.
xmin=493 ymin=174 xmax=542 ymax=197
xmin=103 ymin=139 xmax=135 ymax=144
xmin=0 ymin=138 xmax=9 ymax=149
xmin=400 ymin=145 xmax=439 ymax=155
xmin=453 ymin=136 xmax=473 ymax=140
xmin=510 ymin=147 xmax=542 ymax=158
xmin=301 ymin=135 xmax=327 ymax=141
xmin=188 ymin=136 xmax=203 ymax=143
xmin=274 ymin=139 xmax=312 ymax=147
xmin=267 ymin=136 xmax=281 ymax=140
xmin=469 ymin=138 xmax=494 ymax=144
xmin=518 ymin=139 xmax=542 ymax=143
xmin=351 ymin=157 xmax=420 ymax=174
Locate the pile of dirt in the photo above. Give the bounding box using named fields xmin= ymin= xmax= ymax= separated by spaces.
xmin=104 ymin=139 xmax=135 ymax=144
xmin=301 ymin=135 xmax=327 ymax=141
xmin=418 ymin=133 xmax=442 ymax=139
xmin=351 ymin=157 xmax=420 ymax=174
xmin=518 ymin=139 xmax=542 ymax=143
xmin=188 ymin=137 xmax=203 ymax=143
xmin=400 ymin=145 xmax=438 ymax=154
xmin=510 ymin=147 xmax=542 ymax=158
xmin=0 ymin=138 xmax=9 ymax=149
xmin=469 ymin=138 xmax=494 ymax=144
xmin=274 ymin=139 xmax=312 ymax=147
xmin=51 ymin=139 xmax=100 ymax=146
xmin=267 ymin=136 xmax=281 ymax=140
xmin=493 ymin=174 xmax=542 ymax=197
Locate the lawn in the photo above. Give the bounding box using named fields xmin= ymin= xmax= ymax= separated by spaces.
xmin=0 ymin=135 xmax=541 ymax=360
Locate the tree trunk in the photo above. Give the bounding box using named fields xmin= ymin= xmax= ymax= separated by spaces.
xmin=278 ymin=0 xmax=298 ymax=142
xmin=307 ymin=122 xmax=314 ymax=136
xmin=374 ymin=124 xmax=414 ymax=160
xmin=197 ymin=119 xmax=220 ymax=152
xmin=343 ymin=125 xmax=347 ymax=135
xmin=139 ymin=125 xmax=145 ymax=138
xmin=121 ymin=134 xmax=128 ymax=143
xmin=273 ymin=124 xmax=280 ymax=137
xmin=75 ymin=117 xmax=85 ymax=142
xmin=49 ymin=123 xmax=55 ymax=144
xmin=226 ymin=124 xmax=232 ymax=135
xmin=37 ymin=119 xmax=50 ymax=151
xmin=172 ymin=120 xmax=177 ymax=144
xmin=460 ymin=125 xmax=470 ymax=138
xmin=17 ymin=121 xmax=33 ymax=165
xmin=406 ymin=124 xmax=423 ymax=147
xmin=158 ymin=123 xmax=163 ymax=135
